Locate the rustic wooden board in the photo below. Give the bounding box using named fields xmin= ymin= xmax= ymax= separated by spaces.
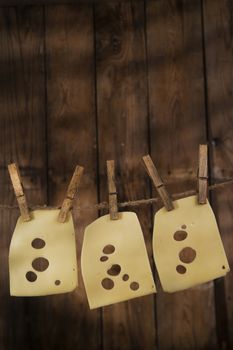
xmin=203 ymin=0 xmax=233 ymax=348
xmin=39 ymin=4 xmax=100 ymax=350
xmin=0 ymin=6 xmax=47 ymax=349
xmin=0 ymin=0 xmax=134 ymax=6
xmin=0 ymin=2 xmax=232 ymax=349
xmin=146 ymin=1 xmax=218 ymax=349
xmin=95 ymin=2 xmax=156 ymax=349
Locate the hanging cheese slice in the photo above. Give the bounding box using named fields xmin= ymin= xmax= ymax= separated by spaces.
xmin=9 ymin=209 xmax=78 ymax=296
xmin=81 ymin=212 xmax=156 ymax=309
xmin=153 ymin=195 xmax=230 ymax=292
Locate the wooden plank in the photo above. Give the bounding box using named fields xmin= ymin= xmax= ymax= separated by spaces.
xmin=203 ymin=0 xmax=233 ymax=348
xmin=0 ymin=6 xmax=46 ymax=349
xmin=146 ymin=1 xmax=218 ymax=349
xmin=32 ymin=5 xmax=100 ymax=350
xmin=95 ymin=2 xmax=156 ymax=349
xmin=0 ymin=0 xmax=134 ymax=6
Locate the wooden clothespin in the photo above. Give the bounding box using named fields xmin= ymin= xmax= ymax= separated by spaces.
xmin=58 ymin=165 xmax=84 ymax=223
xmin=142 ymin=155 xmax=174 ymax=211
xmin=107 ymin=160 xmax=119 ymax=220
xmin=198 ymin=144 xmax=208 ymax=204
xmin=8 ymin=163 xmax=31 ymax=221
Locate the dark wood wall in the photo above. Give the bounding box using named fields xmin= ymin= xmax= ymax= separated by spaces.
xmin=0 ymin=1 xmax=232 ymax=349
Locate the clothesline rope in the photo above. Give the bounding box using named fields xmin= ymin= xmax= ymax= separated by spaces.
xmin=1 ymin=178 xmax=233 ymax=211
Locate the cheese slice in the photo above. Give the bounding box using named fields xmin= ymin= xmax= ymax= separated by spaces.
xmin=9 ymin=209 xmax=78 ymax=296
xmin=153 ymin=195 xmax=230 ymax=292
xmin=81 ymin=212 xmax=156 ymax=309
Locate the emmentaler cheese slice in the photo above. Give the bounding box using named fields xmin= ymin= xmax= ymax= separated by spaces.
xmin=153 ymin=195 xmax=230 ymax=292
xmin=9 ymin=209 xmax=78 ymax=296
xmin=81 ymin=212 xmax=156 ymax=309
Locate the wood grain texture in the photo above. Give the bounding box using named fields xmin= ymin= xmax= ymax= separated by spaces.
xmin=8 ymin=163 xmax=31 ymax=221
xmin=0 ymin=2 xmax=232 ymax=349
xmin=203 ymin=0 xmax=233 ymax=348
xmin=198 ymin=144 xmax=208 ymax=204
xmin=107 ymin=160 xmax=119 ymax=220
xmin=0 ymin=6 xmax=46 ymax=350
xmin=0 ymin=0 xmax=136 ymax=5
xmin=146 ymin=1 xmax=218 ymax=349
xmin=58 ymin=165 xmax=84 ymax=223
xmin=95 ymin=2 xmax=156 ymax=349
xmin=142 ymin=155 xmax=174 ymax=211
xmin=38 ymin=4 xmax=100 ymax=350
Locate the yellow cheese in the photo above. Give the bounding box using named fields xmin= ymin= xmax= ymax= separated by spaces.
xmin=81 ymin=212 xmax=156 ymax=309
xmin=153 ymin=195 xmax=230 ymax=292
xmin=9 ymin=209 xmax=78 ymax=296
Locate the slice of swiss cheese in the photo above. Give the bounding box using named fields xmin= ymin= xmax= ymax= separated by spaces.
xmin=9 ymin=209 xmax=78 ymax=296
xmin=81 ymin=212 xmax=156 ymax=309
xmin=153 ymin=195 xmax=230 ymax=292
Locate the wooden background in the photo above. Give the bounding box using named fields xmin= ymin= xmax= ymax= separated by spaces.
xmin=0 ymin=0 xmax=232 ymax=349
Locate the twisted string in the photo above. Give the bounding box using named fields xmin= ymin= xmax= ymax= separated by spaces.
xmin=0 ymin=179 xmax=233 ymax=211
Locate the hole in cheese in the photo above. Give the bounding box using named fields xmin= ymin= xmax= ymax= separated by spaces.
xmin=174 ymin=230 xmax=188 ymax=241
xmin=31 ymin=238 xmax=46 ymax=249
xmin=101 ymin=278 xmax=114 ymax=290
xmin=26 ymin=271 xmax=37 ymax=282
xmin=122 ymin=274 xmax=129 ymax=281
xmin=55 ymin=280 xmax=61 ymax=285
xmin=100 ymin=256 xmax=108 ymax=262
xmin=179 ymin=247 xmax=196 ymax=263
xmin=130 ymin=282 xmax=139 ymax=291
xmin=103 ymin=245 xmax=115 ymax=254
xmin=107 ymin=264 xmax=121 ymax=276
xmin=176 ymin=265 xmax=186 ymax=274
xmin=181 ymin=224 xmax=187 ymax=229
xmin=32 ymin=257 xmax=49 ymax=272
